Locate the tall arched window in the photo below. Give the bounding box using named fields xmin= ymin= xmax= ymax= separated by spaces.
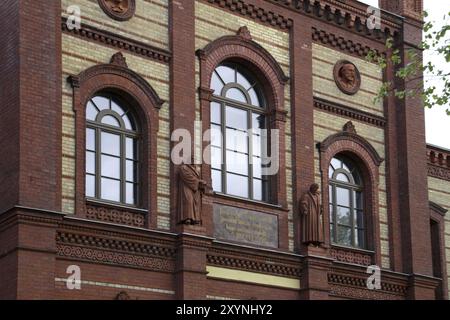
xmin=85 ymin=95 xmax=139 ymax=205
xmin=210 ymin=62 xmax=269 ymax=202
xmin=329 ymin=155 xmax=365 ymax=248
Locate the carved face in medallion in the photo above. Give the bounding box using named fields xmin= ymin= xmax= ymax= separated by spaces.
xmin=98 ymin=0 xmax=135 ymax=21
xmin=334 ymin=60 xmax=361 ymax=95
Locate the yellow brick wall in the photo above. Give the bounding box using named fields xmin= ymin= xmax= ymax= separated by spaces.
xmin=61 ymin=0 xmax=169 ymax=49
xmin=194 ymin=1 xmax=295 ymax=251
xmin=428 ymin=176 xmax=450 ymax=298
xmin=61 ymin=1 xmax=171 ymax=230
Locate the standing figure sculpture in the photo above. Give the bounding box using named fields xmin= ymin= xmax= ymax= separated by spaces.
xmin=300 ymin=183 xmax=324 ymax=246
xmin=178 ymin=163 xmax=207 ymax=225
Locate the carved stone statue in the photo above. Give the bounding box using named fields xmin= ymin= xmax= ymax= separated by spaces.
xmin=106 ymin=0 xmax=127 ymax=13
xmin=299 ymin=183 xmax=324 ymax=246
xmin=334 ymin=60 xmax=361 ymax=95
xmin=178 ymin=163 xmax=207 ymax=225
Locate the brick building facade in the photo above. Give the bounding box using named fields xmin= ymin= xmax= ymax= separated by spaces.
xmin=0 ymin=0 xmax=449 ymax=300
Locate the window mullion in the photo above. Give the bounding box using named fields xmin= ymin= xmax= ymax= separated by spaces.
xmin=120 ymin=134 xmax=126 ymax=203
xmin=248 ymin=110 xmax=253 ymax=200
xmin=221 ymin=102 xmax=226 ymax=194
xmin=96 ymin=127 xmax=101 ymax=199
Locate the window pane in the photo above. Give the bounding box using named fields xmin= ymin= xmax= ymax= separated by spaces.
xmin=355 ymin=191 xmax=363 ymax=209
xmin=225 ymin=88 xmax=247 ymax=103
xmin=126 ymin=160 xmax=137 ymax=182
xmin=336 ymin=173 xmax=350 ymax=182
xmin=226 ymin=173 xmax=249 ymax=198
xmin=252 ymin=113 xmax=265 ymax=131
xmin=336 ymin=226 xmax=352 ymax=246
xmin=330 ymin=223 xmax=335 ymax=242
xmin=211 ymin=125 xmax=222 ymax=148
xmin=226 ymin=151 xmax=248 ymax=176
xmin=126 ymin=138 xmax=136 ymax=160
xmin=226 ymin=106 xmax=247 ymax=130
xmin=101 ymin=178 xmax=120 ymax=202
xmin=211 ymin=71 xmax=224 ymax=95
xmin=86 ymin=128 xmax=96 ymax=151
xmin=329 ymin=204 xmax=334 ymax=223
xmin=216 ymin=65 xmax=235 ymax=85
xmin=253 ymin=156 xmax=262 ymax=179
xmin=336 ymin=187 xmax=350 ymax=207
xmin=331 ymin=158 xmax=341 ymax=170
xmin=86 ymin=151 xmax=96 ymax=174
xmin=355 ymin=209 xmax=364 ymax=228
xmin=336 ymin=206 xmax=351 ymax=226
xmin=328 ymin=165 xmax=335 ymax=179
xmin=92 ymin=96 xmax=110 ymax=111
xmin=356 ymin=229 xmax=365 ymax=248
xmin=122 ymin=114 xmax=133 ymax=131
xmin=212 ymin=169 xmax=222 ymax=193
xmin=236 ymin=70 xmax=252 ymax=90
xmin=252 ymin=134 xmax=261 ymax=157
xmin=101 ymin=115 xmax=121 ymax=127
xmin=126 ymin=183 xmax=136 ymax=205
xmin=211 ymin=102 xmax=221 ymax=124
xmin=226 ymin=128 xmax=248 ymax=153
xmin=253 ymin=179 xmax=262 ymax=201
xmin=86 ymin=101 xmax=98 ymax=120
xmin=101 ymin=155 xmax=120 ymax=179
xmin=86 ymin=174 xmax=95 ymax=197
xmin=248 ymin=88 xmax=261 ymax=107
xmin=101 ymin=132 xmax=120 ymax=156
xmin=211 ymin=146 xmax=222 ymax=170
xmin=111 ymin=100 xmax=125 ymax=116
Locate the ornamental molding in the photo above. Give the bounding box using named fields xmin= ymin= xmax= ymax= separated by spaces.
xmin=428 ymin=165 xmax=450 ymax=181
xmin=427 ymin=145 xmax=450 ymax=181
xmin=313 ymin=98 xmax=386 ymax=128
xmin=61 ymin=17 xmax=171 ymax=63
xmin=328 ymin=273 xmax=407 ymax=298
xmin=330 ymin=247 xmax=373 ymax=266
xmin=56 ymin=231 xmax=176 ymax=259
xmin=207 ymin=254 xmax=301 ymax=278
xmin=57 ymin=244 xmax=174 ymax=272
xmin=202 ymin=0 xmax=293 ymax=30
xmin=312 ymin=27 xmax=382 ymax=58
xmin=86 ymin=204 xmax=146 ymax=228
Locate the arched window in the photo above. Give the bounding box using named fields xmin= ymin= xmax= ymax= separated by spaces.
xmin=210 ymin=62 xmax=269 ymax=201
xmin=329 ymin=155 xmax=365 ymax=248
xmin=85 ymin=95 xmax=139 ymax=205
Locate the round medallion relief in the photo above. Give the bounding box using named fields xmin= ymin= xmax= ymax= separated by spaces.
xmin=333 ymin=60 xmax=361 ymax=95
xmin=98 ymin=0 xmax=136 ymax=21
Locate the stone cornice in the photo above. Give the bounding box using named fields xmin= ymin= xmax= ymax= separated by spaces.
xmin=314 ymin=98 xmax=386 ymax=128
xmin=61 ymin=17 xmax=171 ymax=63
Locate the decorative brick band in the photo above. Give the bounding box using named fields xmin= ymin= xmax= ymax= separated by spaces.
xmin=61 ymin=17 xmax=171 ymax=63
xmin=330 ymin=247 xmax=373 ymax=266
xmin=314 ymin=98 xmax=386 ymax=128
xmin=328 ymin=273 xmax=407 ymax=298
xmin=312 ymin=27 xmax=382 ymax=58
xmin=207 ymin=254 xmax=301 ymax=278
xmin=86 ymin=204 xmax=146 ymax=228
xmin=427 ymin=145 xmax=450 ymax=181
xmin=56 ymin=231 xmax=176 ymax=258
xmin=203 ymin=0 xmax=293 ymax=29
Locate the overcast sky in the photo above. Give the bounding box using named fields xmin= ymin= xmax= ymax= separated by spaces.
xmin=358 ymin=0 xmax=450 ymax=149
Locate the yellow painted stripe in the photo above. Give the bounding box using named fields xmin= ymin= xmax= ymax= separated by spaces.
xmin=206 ymin=266 xmax=300 ymax=290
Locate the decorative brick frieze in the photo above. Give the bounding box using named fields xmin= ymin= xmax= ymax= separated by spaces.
xmin=330 ymin=247 xmax=373 ymax=266
xmin=203 ymin=0 xmax=293 ymax=30
xmin=61 ymin=17 xmax=171 ymax=63
xmin=314 ymin=98 xmax=386 ymax=128
xmin=86 ymin=203 xmax=146 ymax=228
xmin=312 ymin=27 xmax=382 ymax=58
xmin=427 ymin=145 xmax=450 ymax=181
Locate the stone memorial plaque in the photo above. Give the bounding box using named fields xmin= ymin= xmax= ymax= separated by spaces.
xmin=213 ymin=204 xmax=278 ymax=248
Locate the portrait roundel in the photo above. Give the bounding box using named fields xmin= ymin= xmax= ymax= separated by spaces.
xmin=98 ymin=0 xmax=136 ymax=21
xmin=333 ymin=60 xmax=361 ymax=95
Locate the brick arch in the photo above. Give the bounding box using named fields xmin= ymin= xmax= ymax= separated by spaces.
xmin=196 ymin=34 xmax=289 ymax=113
xmin=68 ymin=53 xmax=163 ymax=229
xmin=318 ymin=130 xmax=384 ymax=266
